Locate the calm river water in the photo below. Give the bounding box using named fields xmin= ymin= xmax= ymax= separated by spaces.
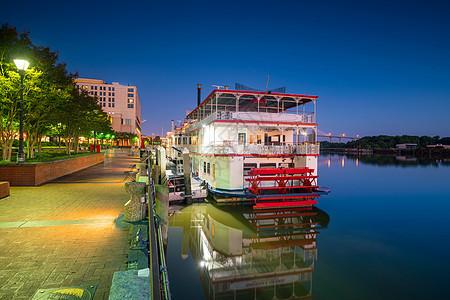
xmin=166 ymin=154 xmax=450 ymax=300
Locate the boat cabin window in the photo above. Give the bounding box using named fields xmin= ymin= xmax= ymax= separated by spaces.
xmin=260 ymin=163 xmax=276 ymax=168
xmin=279 ymin=162 xmax=294 ymax=168
xmin=257 ymin=135 xmax=262 ymax=144
xmin=203 ymin=162 xmax=206 ymax=173
xmin=207 ymin=163 xmax=210 ymax=174
xmin=243 ymin=163 xmax=257 ymax=176
xmin=238 ymin=133 xmax=246 ymax=145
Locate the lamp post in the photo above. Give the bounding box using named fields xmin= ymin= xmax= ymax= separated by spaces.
xmin=14 ymin=59 xmax=29 ymax=163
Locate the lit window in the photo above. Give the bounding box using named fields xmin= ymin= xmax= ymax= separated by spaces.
xmin=128 ymin=99 xmax=134 ymax=103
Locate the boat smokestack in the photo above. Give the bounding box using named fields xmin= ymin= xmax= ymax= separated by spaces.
xmin=197 ymin=83 xmax=202 ymax=107
xmin=171 ymin=120 xmax=174 ymax=132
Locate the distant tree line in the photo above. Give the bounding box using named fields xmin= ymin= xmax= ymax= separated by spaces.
xmin=0 ymin=23 xmax=129 ymax=161
xmin=321 ymin=135 xmax=450 ymax=150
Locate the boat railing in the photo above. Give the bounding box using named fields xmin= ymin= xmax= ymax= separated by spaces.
xmin=203 ymin=141 xmax=320 ymax=155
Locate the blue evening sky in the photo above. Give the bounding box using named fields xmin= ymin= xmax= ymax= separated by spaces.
xmin=1 ymin=0 xmax=449 ymax=138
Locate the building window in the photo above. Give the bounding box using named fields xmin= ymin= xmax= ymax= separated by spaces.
xmin=127 ymin=93 xmax=134 ymax=97
xmin=108 ymin=103 xmax=111 ymax=107
xmin=76 ymin=85 xmax=79 ymax=88
xmin=90 ymin=86 xmax=93 ymax=89
xmin=112 ymin=87 xmax=115 ymax=91
xmin=127 ymin=104 xmax=134 ymax=108
xmin=108 ymin=87 xmax=111 ymax=91
xmin=103 ymin=103 xmax=106 ymax=107
xmin=112 ymin=103 xmax=115 ymax=107
xmin=112 ymin=92 xmax=115 ymax=96
xmin=108 ymin=98 xmax=110 ymax=102
xmin=128 ymin=88 xmax=134 ymax=92
xmin=257 ymin=135 xmax=262 ymax=144
xmin=95 ymin=86 xmax=97 ymax=90
xmin=90 ymin=92 xmax=93 ymax=95
xmin=94 ymin=91 xmax=97 ymax=95
xmin=128 ymin=99 xmax=134 ymax=103
xmin=112 ymin=98 xmax=115 ymax=102
xmin=124 ymin=119 xmax=131 ymax=125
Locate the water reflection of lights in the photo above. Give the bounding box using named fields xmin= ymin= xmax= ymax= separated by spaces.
xmin=169 ymin=204 xmax=330 ymax=300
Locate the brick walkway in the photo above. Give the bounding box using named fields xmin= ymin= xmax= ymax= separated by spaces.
xmin=0 ymin=149 xmax=140 ymax=300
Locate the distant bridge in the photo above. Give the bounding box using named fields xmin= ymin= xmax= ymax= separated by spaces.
xmin=317 ymin=131 xmax=360 ymax=143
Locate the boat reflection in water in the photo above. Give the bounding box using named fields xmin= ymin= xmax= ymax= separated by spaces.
xmin=169 ymin=202 xmax=329 ymax=299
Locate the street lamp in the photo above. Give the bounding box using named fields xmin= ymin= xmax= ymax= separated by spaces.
xmin=14 ymin=59 xmax=29 ymax=163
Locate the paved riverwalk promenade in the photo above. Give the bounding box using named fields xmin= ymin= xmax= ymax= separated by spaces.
xmin=0 ymin=149 xmax=140 ymax=300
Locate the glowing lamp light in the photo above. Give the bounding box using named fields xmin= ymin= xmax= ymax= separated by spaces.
xmin=301 ymin=131 xmax=307 ymax=136
xmin=111 ymin=135 xmax=115 ymax=139
xmin=14 ymin=59 xmax=29 ymax=71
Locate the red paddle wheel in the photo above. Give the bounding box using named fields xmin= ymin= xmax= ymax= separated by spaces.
xmin=246 ymin=167 xmax=321 ymax=209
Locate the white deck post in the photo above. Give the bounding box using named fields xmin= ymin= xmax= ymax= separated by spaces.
xmin=215 ymin=94 xmax=218 ymax=113
xmin=313 ymin=99 xmax=316 ymax=123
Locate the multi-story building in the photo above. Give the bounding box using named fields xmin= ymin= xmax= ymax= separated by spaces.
xmin=74 ymin=78 xmax=142 ymax=138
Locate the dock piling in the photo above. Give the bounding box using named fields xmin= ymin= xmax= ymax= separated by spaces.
xmin=182 ymin=148 xmax=192 ymax=205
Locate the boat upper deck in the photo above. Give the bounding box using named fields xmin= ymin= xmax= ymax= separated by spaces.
xmin=186 ymin=89 xmax=318 ymax=124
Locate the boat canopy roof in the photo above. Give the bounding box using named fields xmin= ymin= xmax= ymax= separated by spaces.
xmin=186 ymin=89 xmax=318 ymax=120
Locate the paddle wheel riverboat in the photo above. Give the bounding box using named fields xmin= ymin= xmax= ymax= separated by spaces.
xmin=166 ymin=84 xmax=328 ymax=208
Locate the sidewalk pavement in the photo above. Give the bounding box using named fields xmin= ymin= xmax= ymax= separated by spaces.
xmin=0 ymin=148 xmax=140 ymax=300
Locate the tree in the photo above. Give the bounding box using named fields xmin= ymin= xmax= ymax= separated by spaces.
xmin=0 ymin=23 xmax=76 ymax=160
xmin=54 ymin=89 xmax=110 ymax=154
xmin=0 ymin=24 xmax=34 ymax=161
